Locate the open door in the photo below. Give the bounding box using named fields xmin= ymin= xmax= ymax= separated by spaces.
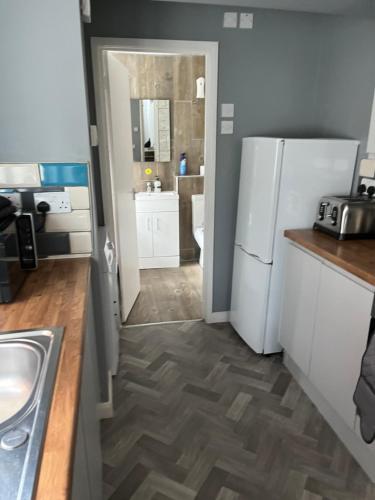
xmin=104 ymin=52 xmax=140 ymax=321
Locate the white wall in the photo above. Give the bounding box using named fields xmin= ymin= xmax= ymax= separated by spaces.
xmin=0 ymin=0 xmax=90 ymax=162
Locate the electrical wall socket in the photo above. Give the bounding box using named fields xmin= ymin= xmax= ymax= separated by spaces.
xmin=0 ymin=192 xmax=22 ymax=210
xmin=34 ymin=191 xmax=71 ymax=214
xmin=359 ymin=177 xmax=375 ymax=193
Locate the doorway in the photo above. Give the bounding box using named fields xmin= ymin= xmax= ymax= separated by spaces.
xmin=91 ymin=38 xmax=218 ymax=326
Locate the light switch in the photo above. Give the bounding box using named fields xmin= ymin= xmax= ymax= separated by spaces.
xmin=223 ymin=12 xmax=237 ymax=29
xmin=222 ymin=103 xmax=234 ymax=118
xmin=240 ymin=13 xmax=254 ymax=29
xmin=221 ymin=120 xmax=234 ymax=135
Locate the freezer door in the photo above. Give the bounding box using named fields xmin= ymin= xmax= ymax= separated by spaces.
xmin=235 ymin=137 xmax=284 ymax=263
xmin=230 ymin=245 xmax=271 ymax=353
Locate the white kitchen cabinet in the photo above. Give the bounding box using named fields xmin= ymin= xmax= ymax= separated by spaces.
xmin=135 ymin=193 xmax=180 ymax=268
xmin=72 ymin=290 xmax=102 ymax=500
xmin=281 ymin=243 xmax=373 ymax=428
xmin=279 ymin=244 xmax=321 ymax=375
xmin=309 ymin=263 xmax=373 ymax=429
xmin=281 ymin=240 xmax=375 ymax=481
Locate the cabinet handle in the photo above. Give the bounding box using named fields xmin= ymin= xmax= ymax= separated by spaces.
xmin=157 ymin=218 xmax=160 ymax=231
xmin=147 ymin=217 xmax=151 ymax=231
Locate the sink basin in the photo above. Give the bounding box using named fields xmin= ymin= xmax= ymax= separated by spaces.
xmin=0 ymin=328 xmax=64 ymax=500
xmin=0 ymin=342 xmax=42 ymax=425
xmin=135 ymin=191 xmax=179 ymax=200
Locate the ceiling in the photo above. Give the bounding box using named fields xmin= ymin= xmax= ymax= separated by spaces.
xmin=153 ymin=0 xmax=375 ymax=16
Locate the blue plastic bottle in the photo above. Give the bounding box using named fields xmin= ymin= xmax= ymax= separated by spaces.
xmin=179 ymin=153 xmax=187 ymax=176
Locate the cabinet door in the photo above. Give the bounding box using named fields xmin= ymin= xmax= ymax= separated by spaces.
xmin=153 ymin=212 xmax=179 ymax=257
xmin=136 ymin=213 xmax=153 ymax=258
xmin=72 ymin=290 xmax=103 ymax=500
xmin=279 ymin=244 xmax=321 ymax=375
xmin=310 ymin=264 xmax=373 ymax=428
xmin=71 ymin=412 xmax=91 ymax=500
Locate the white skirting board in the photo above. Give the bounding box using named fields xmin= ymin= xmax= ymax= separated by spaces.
xmin=139 ymin=256 xmax=180 ymax=269
xmin=97 ymin=370 xmax=114 ymax=420
xmin=284 ymin=353 xmax=375 ymax=483
xmin=206 ymin=311 xmax=230 ymax=323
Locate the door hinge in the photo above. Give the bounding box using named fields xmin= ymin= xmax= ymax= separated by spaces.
xmin=90 ymin=125 xmax=99 ymax=147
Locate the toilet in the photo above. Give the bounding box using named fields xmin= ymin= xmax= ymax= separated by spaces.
xmin=191 ymin=194 xmax=204 ymax=267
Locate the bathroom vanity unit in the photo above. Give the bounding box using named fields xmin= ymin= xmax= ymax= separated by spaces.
xmin=135 ymin=191 xmax=180 ymax=268
xmin=280 ymin=229 xmax=375 ymax=481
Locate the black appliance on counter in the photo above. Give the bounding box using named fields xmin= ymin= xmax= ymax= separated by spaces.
xmin=0 ymin=195 xmax=49 ymax=303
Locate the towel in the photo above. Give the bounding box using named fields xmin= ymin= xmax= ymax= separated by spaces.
xmin=0 ymin=214 xmax=16 ymax=232
xmin=0 ymin=205 xmax=16 ymax=221
xmin=353 ymin=331 xmax=375 ymax=443
xmin=0 ymin=196 xmax=11 ymax=211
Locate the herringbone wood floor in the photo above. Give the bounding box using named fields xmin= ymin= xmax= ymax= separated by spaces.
xmin=102 ymin=322 xmax=375 ymax=500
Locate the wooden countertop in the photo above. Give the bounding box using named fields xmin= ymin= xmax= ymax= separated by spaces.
xmin=0 ymin=258 xmax=91 ymax=500
xmin=285 ymin=229 xmax=375 ymax=287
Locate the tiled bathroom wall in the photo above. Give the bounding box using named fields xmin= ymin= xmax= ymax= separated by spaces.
xmin=0 ymin=163 xmax=92 ymax=257
xmin=176 ymin=175 xmax=204 ymax=261
xmin=114 ymin=53 xmax=206 ymax=191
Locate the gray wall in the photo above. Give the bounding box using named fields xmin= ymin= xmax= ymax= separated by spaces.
xmin=0 ymin=0 xmax=111 ymax=401
xmin=0 ymin=0 xmax=90 ymax=162
xmin=84 ymin=1 xmax=375 ymax=312
xmin=314 ymin=16 xmax=375 ymax=161
xmin=85 ymin=0 xmax=324 ymax=311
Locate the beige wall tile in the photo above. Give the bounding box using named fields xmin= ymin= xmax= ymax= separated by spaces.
xmin=65 ymin=187 xmax=90 ymax=209
xmin=189 ymin=140 xmax=205 ymax=175
xmin=0 ymin=163 xmax=40 ymax=188
xmin=174 ymin=56 xmax=193 ymax=100
xmin=69 ymin=232 xmax=92 ymax=254
xmin=192 ymin=99 xmax=205 ymax=140
xmin=45 ymin=210 xmax=91 ymax=232
xmin=177 ymin=176 xmax=204 ymax=259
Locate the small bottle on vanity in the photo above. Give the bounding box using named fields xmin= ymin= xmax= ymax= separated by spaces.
xmin=154 ymin=177 xmax=162 ymax=193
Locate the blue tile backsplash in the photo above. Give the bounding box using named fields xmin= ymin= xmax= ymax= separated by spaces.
xmin=39 ymin=163 xmax=88 ymax=187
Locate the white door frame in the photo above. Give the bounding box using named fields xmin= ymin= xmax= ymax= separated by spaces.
xmin=91 ymin=37 xmax=219 ymax=322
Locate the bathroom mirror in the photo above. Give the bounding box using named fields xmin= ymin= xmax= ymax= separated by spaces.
xmin=131 ymin=99 xmax=171 ymax=162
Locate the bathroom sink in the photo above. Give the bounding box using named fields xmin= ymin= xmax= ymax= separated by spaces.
xmin=0 ymin=328 xmax=64 ymax=500
xmin=135 ymin=191 xmax=179 ymax=199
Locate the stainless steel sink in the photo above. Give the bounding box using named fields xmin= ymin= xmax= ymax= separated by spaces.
xmin=0 ymin=328 xmax=64 ymax=500
xmin=0 ymin=342 xmax=42 ymax=426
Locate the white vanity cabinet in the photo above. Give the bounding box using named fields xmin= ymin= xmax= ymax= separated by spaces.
xmin=280 ymin=240 xmax=375 ymax=481
xmin=135 ymin=192 xmax=180 ymax=268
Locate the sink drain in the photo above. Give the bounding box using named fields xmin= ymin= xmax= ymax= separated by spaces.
xmin=1 ymin=429 xmax=29 ymax=450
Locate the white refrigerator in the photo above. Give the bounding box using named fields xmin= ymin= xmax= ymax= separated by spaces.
xmin=230 ymin=137 xmax=359 ymax=354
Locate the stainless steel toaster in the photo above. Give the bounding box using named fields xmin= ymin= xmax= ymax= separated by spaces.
xmin=313 ymin=195 xmax=375 ymax=240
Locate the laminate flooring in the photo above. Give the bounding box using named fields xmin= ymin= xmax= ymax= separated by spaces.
xmin=126 ymin=263 xmax=202 ymax=326
xmin=102 ymin=321 xmax=375 ymax=500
